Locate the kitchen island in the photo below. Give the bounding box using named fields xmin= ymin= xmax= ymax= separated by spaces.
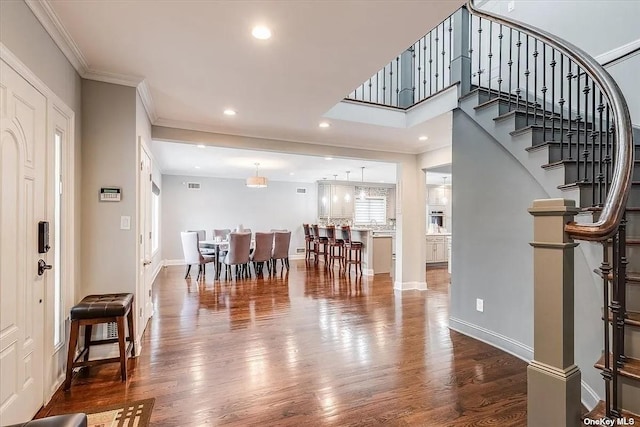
xmin=319 ymin=227 xmax=394 ymax=276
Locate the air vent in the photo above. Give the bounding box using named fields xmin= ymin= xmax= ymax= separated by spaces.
xmin=296 ymin=248 xmax=305 ymax=254
xmin=187 ymin=182 xmax=201 ymax=190
xmin=296 ymin=188 xmax=307 ymax=194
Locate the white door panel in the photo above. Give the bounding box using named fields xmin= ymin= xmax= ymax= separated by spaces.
xmin=0 ymin=59 xmax=46 ymax=424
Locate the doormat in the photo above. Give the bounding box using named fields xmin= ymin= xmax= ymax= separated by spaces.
xmin=86 ymin=398 xmax=154 ymax=427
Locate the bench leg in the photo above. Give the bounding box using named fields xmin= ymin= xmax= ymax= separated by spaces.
xmin=116 ymin=316 xmax=127 ymax=382
xmin=83 ymin=324 xmax=92 ymax=362
xmin=127 ymin=304 xmax=135 ymax=357
xmin=65 ymin=320 xmax=80 ymax=390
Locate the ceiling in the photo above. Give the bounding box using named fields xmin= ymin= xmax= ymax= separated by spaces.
xmin=45 ymin=0 xmax=465 ymax=153
xmin=152 ymin=141 xmax=398 ymax=183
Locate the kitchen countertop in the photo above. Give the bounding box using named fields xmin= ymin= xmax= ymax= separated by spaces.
xmin=426 ymin=232 xmax=451 ymax=236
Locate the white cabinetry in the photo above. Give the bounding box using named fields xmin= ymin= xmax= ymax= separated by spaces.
xmin=318 ymin=183 xmax=355 ymax=218
xmin=426 ymin=235 xmax=448 ymax=264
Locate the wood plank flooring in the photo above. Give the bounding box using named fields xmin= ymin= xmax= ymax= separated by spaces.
xmin=37 ymin=262 xmax=527 ymax=426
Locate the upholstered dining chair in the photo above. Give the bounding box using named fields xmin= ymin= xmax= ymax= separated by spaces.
xmin=271 ymin=231 xmax=291 ymax=274
xmin=213 ymin=229 xmax=231 ymax=240
xmin=251 ymin=232 xmax=274 ymax=275
xmin=181 ymin=231 xmax=215 ymax=280
xmin=222 ymin=232 xmax=252 ymax=279
xmin=187 ymin=229 xmax=214 ymax=255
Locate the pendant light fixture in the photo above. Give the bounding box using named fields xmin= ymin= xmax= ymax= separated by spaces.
xmin=359 ymin=167 xmax=366 ymax=200
xmin=246 ymin=162 xmax=268 ymax=188
xmin=441 ymin=176 xmax=448 ymax=204
xmin=344 ymin=171 xmax=351 ymax=202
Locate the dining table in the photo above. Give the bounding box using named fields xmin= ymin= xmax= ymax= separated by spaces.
xmin=199 ymin=239 xmax=229 ymax=280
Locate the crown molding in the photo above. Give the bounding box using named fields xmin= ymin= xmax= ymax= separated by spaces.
xmin=24 ymin=0 xmax=89 ymax=75
xmin=137 ymin=80 xmax=158 ymax=123
xmin=83 ymin=68 xmax=143 ymax=88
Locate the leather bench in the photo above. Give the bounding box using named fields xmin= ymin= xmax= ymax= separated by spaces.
xmin=5 ymin=413 xmax=87 ymax=427
xmin=64 ymin=293 xmax=135 ymax=390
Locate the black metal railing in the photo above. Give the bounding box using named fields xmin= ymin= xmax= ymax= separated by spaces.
xmin=345 ymin=12 xmax=455 ymax=108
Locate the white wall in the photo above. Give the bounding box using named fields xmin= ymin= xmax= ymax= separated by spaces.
xmin=162 ymin=175 xmax=317 ymax=262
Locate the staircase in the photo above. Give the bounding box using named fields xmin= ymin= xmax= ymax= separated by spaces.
xmin=346 ymin=0 xmax=638 ymax=423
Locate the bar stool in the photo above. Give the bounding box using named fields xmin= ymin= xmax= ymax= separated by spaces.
xmin=303 ymin=223 xmax=316 ymax=261
xmin=341 ymin=225 xmax=363 ymax=276
xmin=65 ymin=293 xmax=135 ymax=390
xmin=311 ymin=224 xmax=329 ymax=265
xmin=326 ymin=225 xmax=344 ymax=272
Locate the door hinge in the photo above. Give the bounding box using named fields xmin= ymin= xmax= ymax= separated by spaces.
xmin=139 ymin=235 xmax=143 ymax=244
xmin=149 ymin=231 xmax=152 ymax=240
xmin=139 ymin=308 xmax=143 ymax=317
xmin=140 ymin=161 xmax=143 ymax=171
xmin=149 ymin=173 xmax=152 ymax=182
xmin=148 ymin=289 xmax=151 ymax=297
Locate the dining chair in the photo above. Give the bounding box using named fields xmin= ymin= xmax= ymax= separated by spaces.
xmin=181 ymin=231 xmax=215 ymax=280
xmin=251 ymin=232 xmax=274 ymax=275
xmin=213 ymin=229 xmax=231 ymax=240
xmin=187 ymin=229 xmax=214 ymax=255
xmin=222 ymin=232 xmax=252 ymax=279
xmin=271 ymin=231 xmax=291 ymax=274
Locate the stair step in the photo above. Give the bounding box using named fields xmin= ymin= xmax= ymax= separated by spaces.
xmin=460 ymin=86 xmax=523 ymax=104
xmin=583 ymin=401 xmax=640 ymax=423
xmin=526 ymin=141 xmax=640 ymax=163
xmin=559 ymin=181 xmax=640 ymax=208
xmin=513 ymin=124 xmax=613 ymax=146
xmin=595 ymin=354 xmax=640 ymax=381
xmin=475 ymin=96 xmax=541 ymax=115
xmin=496 ymin=109 xmax=595 ymax=133
xmin=542 ymin=159 xmax=640 ymax=183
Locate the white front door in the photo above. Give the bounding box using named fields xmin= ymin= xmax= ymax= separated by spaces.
xmin=0 ymin=60 xmax=46 ymax=423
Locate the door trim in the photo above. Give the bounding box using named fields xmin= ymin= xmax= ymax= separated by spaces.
xmin=1 ymin=42 xmax=77 ymax=404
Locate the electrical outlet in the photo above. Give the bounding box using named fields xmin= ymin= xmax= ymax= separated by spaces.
xmin=476 ymin=298 xmax=484 ymax=312
xmin=120 ymin=215 xmax=131 ymax=230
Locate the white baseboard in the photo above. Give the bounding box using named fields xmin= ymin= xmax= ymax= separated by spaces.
xmin=164 ymin=259 xmax=185 ymax=266
xmin=151 ymin=260 xmax=163 ymax=283
xmin=449 ymin=316 xmax=533 ymax=361
xmin=394 ymin=281 xmax=427 ymax=291
xmin=449 ymin=317 xmax=601 ymax=411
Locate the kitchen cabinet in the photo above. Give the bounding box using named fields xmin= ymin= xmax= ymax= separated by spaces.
xmin=426 ymin=235 xmax=448 ymax=264
xmin=318 ymin=183 xmax=355 ymax=218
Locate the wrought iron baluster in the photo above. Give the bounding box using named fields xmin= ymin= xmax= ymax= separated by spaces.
xmin=516 ymin=31 xmax=521 ymax=110
xmin=498 ymin=25 xmax=503 ymax=95
xmin=430 ymin=31 xmax=434 ymax=96
xmin=412 ymin=46 xmax=416 ymax=104
xmin=508 ymin=28 xmax=513 ymax=111
xmin=423 ymin=36 xmax=427 ymax=99
xmin=600 ymin=241 xmax=612 ymax=418
xmin=576 ymin=66 xmax=582 ymax=181
xmin=591 ymin=80 xmax=596 ymax=204
xmin=468 ymin=17 xmax=473 ymax=91
xmin=417 ymin=39 xmax=422 ymax=101
xmin=619 ymin=214 xmax=628 ymax=366
xmin=435 ymin=26 xmax=440 ymax=91
xmin=583 ymin=75 xmax=591 ymax=185
xmin=525 ymin=35 xmax=530 ymax=125
xmin=477 ymin=18 xmax=482 ymax=88
xmin=389 ymin=62 xmax=394 ymax=106
xmin=449 ymin=16 xmax=453 ymax=79
xmin=383 ymin=65 xmax=387 ymax=105
xmin=395 ymin=56 xmax=400 ymax=107
xmin=566 ymin=60 xmax=573 ymax=161
xmin=442 ymin=22 xmax=446 ymax=89
xmin=533 ymin=39 xmax=538 ymax=123
xmin=542 ymin=43 xmax=547 ymax=138
xmin=605 ymin=105 xmax=612 ymax=195
xmin=488 ymin=21 xmax=493 ymax=97
xmin=611 ymin=231 xmax=621 ymax=417
xmin=368 ymin=78 xmax=372 ymax=102
xmin=598 ymin=92 xmax=605 ymax=206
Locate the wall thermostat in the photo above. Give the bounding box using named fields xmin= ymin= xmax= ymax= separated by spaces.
xmin=100 ymin=187 xmax=121 ymax=202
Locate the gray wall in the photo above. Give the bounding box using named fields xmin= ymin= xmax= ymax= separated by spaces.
xmin=450 ymin=108 xmax=605 ymax=406
xmin=81 ymin=80 xmax=138 ymax=295
xmin=0 ymin=0 xmax=83 ymax=300
xmin=162 ymin=175 xmax=317 ymax=261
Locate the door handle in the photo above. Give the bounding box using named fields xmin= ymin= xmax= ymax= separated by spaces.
xmin=143 ymin=260 xmax=152 ymax=266
xmin=38 ymin=259 xmax=52 ymax=276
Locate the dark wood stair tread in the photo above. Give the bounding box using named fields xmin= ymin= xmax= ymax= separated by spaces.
xmin=595 ymin=354 xmax=640 ymax=381
xmin=583 ymin=400 xmax=640 ymax=422
xmin=558 ymin=181 xmax=640 ymax=190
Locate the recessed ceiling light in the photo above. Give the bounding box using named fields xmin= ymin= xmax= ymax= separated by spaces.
xmin=223 ymin=109 xmax=236 ymax=116
xmin=195 ymin=166 xmax=201 ymax=169
xmin=325 ymin=157 xmax=333 ymax=161
xmin=319 ymin=122 xmax=331 ymax=128
xmin=419 ymin=135 xmax=428 ymax=141
xmin=289 ymin=172 xmax=295 ymax=176
xmin=197 ymin=144 xmax=205 ymax=148
xmin=252 ymin=26 xmax=272 ymax=40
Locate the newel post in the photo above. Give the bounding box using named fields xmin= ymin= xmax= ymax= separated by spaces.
xmin=450 ymin=6 xmax=471 ymax=96
xmin=528 ymin=199 xmax=582 ymax=426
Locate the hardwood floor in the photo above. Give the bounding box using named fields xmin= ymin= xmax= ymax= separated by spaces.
xmin=38 ymin=262 xmax=527 ymax=426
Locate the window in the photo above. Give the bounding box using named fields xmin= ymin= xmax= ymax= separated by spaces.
xmin=354 ymin=197 xmax=386 ymax=224
xmin=151 ymin=191 xmax=159 ymax=254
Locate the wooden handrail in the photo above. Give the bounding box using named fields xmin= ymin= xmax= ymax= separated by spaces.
xmin=467 ymin=0 xmax=635 ymax=241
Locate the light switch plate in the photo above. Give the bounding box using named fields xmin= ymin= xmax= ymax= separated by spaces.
xmin=476 ymin=298 xmax=484 ymax=312
xmin=120 ymin=216 xmax=131 ymax=230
